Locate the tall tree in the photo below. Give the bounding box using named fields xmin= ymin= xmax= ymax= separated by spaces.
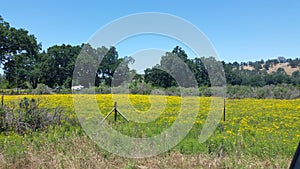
xmin=1 ymin=16 xmax=40 ymax=88
xmin=41 ymin=44 xmax=81 ymax=88
xmin=97 ymin=46 xmax=119 ymax=86
xmin=145 ymin=46 xmax=211 ymax=88
xmin=189 ymin=57 xmax=210 ymax=86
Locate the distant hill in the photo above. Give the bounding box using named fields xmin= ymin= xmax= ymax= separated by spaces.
xmin=235 ymin=57 xmax=300 ymax=76
xmin=267 ymin=63 xmax=300 ymax=75
xmin=241 ymin=62 xmax=300 ymax=76
xmin=223 ymin=57 xmax=300 ymax=87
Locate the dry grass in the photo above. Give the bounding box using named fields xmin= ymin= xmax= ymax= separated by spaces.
xmin=267 ymin=63 xmax=299 ymax=75
xmin=0 ymin=134 xmax=291 ymax=169
xmin=241 ymin=65 xmax=255 ymax=71
xmin=241 ymin=63 xmax=300 ymax=75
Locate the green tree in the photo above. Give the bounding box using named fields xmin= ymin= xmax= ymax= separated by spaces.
xmin=97 ymin=46 xmax=119 ymax=86
xmin=0 ymin=16 xmax=40 ymax=88
xmin=144 ymin=67 xmax=177 ymax=88
xmin=144 ymin=46 xmax=205 ymax=88
xmin=40 ymin=44 xmax=81 ymax=88
xmin=72 ymin=44 xmax=99 ymax=88
xmin=111 ymin=56 xmax=134 ymax=86
xmin=190 ymin=57 xmax=210 ymax=86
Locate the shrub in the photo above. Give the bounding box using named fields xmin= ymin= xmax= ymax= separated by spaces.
xmin=96 ymin=84 xmax=111 ymax=94
xmin=0 ymin=97 xmax=64 ymax=134
xmin=199 ymin=86 xmax=212 ymax=97
xmin=165 ymin=86 xmax=180 ymax=96
xmin=129 ymin=82 xmax=152 ymax=94
xmin=32 ymin=83 xmax=53 ymax=94
xmin=180 ymin=87 xmax=199 ymax=96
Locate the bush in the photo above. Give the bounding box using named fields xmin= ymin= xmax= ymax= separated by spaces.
xmin=165 ymin=86 xmax=180 ymax=96
xmin=150 ymin=88 xmax=166 ymax=95
xmin=227 ymin=85 xmax=255 ymax=99
xmin=129 ymin=81 xmax=152 ymax=94
xmin=199 ymin=86 xmax=212 ymax=97
xmin=225 ymin=84 xmax=300 ymax=99
xmin=111 ymin=85 xmax=129 ymax=94
xmin=96 ymin=84 xmax=111 ymax=94
xmin=180 ymin=87 xmax=199 ymax=96
xmin=0 ymin=97 xmax=64 ymax=134
xmin=32 ymin=83 xmax=53 ymax=94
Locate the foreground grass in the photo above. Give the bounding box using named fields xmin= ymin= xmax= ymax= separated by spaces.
xmin=0 ymin=127 xmax=291 ymax=169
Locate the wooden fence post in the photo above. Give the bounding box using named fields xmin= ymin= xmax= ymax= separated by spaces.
xmin=223 ymin=98 xmax=226 ymax=122
xmin=1 ymin=95 xmax=3 ymax=107
xmin=114 ymin=102 xmax=117 ymax=122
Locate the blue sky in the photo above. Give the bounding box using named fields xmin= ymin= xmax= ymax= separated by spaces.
xmin=1 ymin=0 xmax=300 ymax=62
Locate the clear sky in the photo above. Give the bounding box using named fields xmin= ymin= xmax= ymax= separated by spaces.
xmin=1 ymin=0 xmax=300 ymax=62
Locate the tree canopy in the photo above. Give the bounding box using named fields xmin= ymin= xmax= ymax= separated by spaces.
xmin=1 ymin=16 xmax=300 ymax=90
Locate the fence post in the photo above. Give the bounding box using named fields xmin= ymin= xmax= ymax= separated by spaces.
xmin=100 ymin=101 xmax=129 ymax=125
xmin=1 ymin=95 xmax=3 ymax=107
xmin=223 ymin=98 xmax=226 ymax=122
xmin=114 ymin=102 xmax=117 ymax=122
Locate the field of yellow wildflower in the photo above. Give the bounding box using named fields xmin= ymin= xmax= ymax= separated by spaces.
xmin=1 ymin=94 xmax=299 ymax=168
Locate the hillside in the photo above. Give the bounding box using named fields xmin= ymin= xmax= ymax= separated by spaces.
xmin=237 ymin=57 xmax=300 ymax=76
xmin=267 ymin=63 xmax=300 ymax=75
xmin=241 ymin=62 xmax=300 ymax=76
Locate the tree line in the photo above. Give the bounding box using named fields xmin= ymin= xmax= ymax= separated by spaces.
xmin=1 ymin=16 xmax=133 ymax=89
xmin=1 ymin=16 xmax=300 ymax=91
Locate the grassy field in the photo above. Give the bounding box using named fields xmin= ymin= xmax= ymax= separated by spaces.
xmin=0 ymin=94 xmax=299 ymax=168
